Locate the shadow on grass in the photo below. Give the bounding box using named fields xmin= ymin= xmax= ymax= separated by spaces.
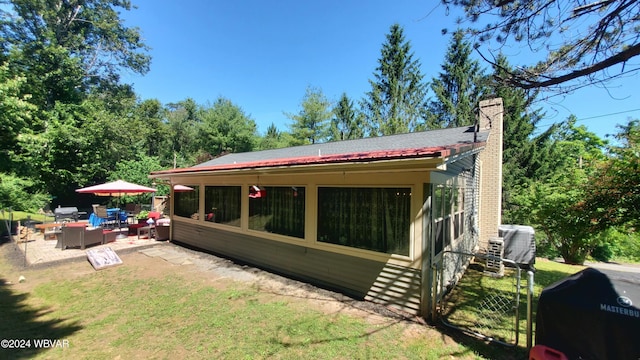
xmin=434 ymin=262 xmax=581 ymax=360
xmin=0 ymin=278 xmax=82 ymax=359
xmin=435 ymin=323 xmax=529 ymax=360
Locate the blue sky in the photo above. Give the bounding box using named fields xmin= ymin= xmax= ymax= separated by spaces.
xmin=121 ymin=0 xmax=640 ymax=140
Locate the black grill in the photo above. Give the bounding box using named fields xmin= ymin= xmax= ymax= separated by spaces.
xmin=54 ymin=207 xmax=79 ymax=222
xmin=535 ymin=268 xmax=640 ymax=359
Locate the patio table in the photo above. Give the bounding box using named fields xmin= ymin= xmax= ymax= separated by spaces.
xmin=35 ymin=223 xmax=63 ymax=240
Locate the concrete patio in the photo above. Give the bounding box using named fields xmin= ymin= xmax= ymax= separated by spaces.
xmin=12 ymin=225 xmax=161 ymax=267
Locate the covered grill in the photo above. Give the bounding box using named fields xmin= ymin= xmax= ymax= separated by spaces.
xmin=54 ymin=207 xmax=79 ymax=222
xmin=535 ymin=267 xmax=640 ymax=359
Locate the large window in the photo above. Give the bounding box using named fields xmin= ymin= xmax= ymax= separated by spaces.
xmin=174 ymin=185 xmax=199 ymax=218
xmin=204 ymin=186 xmax=241 ymax=226
xmin=249 ymin=186 xmax=305 ymax=238
xmin=317 ymin=187 xmax=411 ymax=256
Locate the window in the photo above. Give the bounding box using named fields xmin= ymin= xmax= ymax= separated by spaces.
xmin=174 ymin=185 xmax=199 ymax=218
xmin=317 ymin=187 xmax=410 ymax=256
xmin=249 ymin=186 xmax=305 ymax=238
xmin=432 ymin=176 xmax=468 ymax=256
xmin=204 ymin=186 xmax=241 ymax=226
xmin=433 ymin=184 xmax=446 ymax=255
xmin=453 ymin=184 xmax=465 ymax=240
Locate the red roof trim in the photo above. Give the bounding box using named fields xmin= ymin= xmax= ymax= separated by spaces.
xmin=151 ymin=142 xmax=483 ymax=176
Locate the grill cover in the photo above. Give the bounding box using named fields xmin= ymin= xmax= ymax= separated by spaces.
xmin=499 ymin=224 xmax=535 ymax=268
xmin=54 ymin=207 xmax=79 ymax=222
xmin=535 ymin=267 xmax=640 ymax=359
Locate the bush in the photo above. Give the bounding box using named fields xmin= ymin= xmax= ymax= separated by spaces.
xmin=590 ymin=228 xmax=640 ymax=263
xmin=136 ymin=210 xmax=150 ymax=220
xmin=591 ymin=243 xmax=614 ymax=262
xmin=0 ymin=173 xmax=50 ymax=212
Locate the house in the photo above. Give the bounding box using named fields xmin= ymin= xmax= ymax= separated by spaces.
xmin=150 ymin=98 xmax=503 ymax=318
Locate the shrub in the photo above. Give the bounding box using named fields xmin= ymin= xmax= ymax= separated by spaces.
xmin=0 ymin=173 xmax=50 ymax=212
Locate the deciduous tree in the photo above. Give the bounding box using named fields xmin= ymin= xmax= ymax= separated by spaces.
xmin=286 ymin=86 xmax=331 ymax=144
xmin=164 ymin=98 xmax=200 ymax=168
xmin=1 ymin=0 xmax=150 ymax=108
xmin=581 ymin=120 xmax=640 ymax=230
xmin=258 ymin=123 xmax=296 ymax=150
xmin=197 ymin=97 xmax=258 ymax=156
xmin=0 ymin=62 xmax=36 ymax=172
xmin=510 ymin=117 xmax=608 ymax=264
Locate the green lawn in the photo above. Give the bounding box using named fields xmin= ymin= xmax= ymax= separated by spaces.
xmin=1 ymin=210 xmax=54 ymax=236
xmin=0 ymin=251 xmax=482 ymax=360
xmin=0 ymin=211 xmax=589 ymax=359
xmin=439 ymin=258 xmax=585 ymax=358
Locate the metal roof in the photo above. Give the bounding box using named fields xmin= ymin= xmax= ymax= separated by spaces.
xmin=151 ymin=125 xmax=488 ymax=176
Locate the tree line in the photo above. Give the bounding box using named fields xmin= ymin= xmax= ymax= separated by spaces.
xmin=1 ymin=0 xmax=638 ymax=264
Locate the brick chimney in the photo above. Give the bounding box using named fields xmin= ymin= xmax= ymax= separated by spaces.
xmin=477 ymin=98 xmax=503 ymax=250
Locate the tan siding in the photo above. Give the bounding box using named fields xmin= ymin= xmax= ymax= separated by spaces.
xmin=173 ymin=221 xmax=422 ymax=315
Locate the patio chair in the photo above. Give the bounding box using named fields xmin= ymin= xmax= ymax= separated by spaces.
xmin=155 ymin=224 xmax=170 ymax=241
xmin=94 ymin=205 xmax=116 ymax=229
xmin=60 ymin=225 xmax=103 ymax=250
xmin=82 ymin=227 xmax=104 ymax=248
xmin=60 ymin=226 xmax=83 ymax=250
xmin=125 ymin=203 xmax=141 ymax=224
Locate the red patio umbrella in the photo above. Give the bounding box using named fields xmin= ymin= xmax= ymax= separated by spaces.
xmin=173 ymin=184 xmax=194 ymax=192
xmin=77 ymin=180 xmax=157 ymax=238
xmin=76 ymin=179 xmax=157 ymax=197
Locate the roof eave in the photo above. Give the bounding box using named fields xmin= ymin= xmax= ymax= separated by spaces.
xmin=149 ymin=142 xmax=485 ymax=179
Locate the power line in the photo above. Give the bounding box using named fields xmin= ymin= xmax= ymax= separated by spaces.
xmin=534 ymin=107 xmax=640 ymax=133
xmin=576 ymin=108 xmax=640 ymax=121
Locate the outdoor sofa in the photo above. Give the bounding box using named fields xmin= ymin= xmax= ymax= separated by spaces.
xmin=58 ymin=224 xmax=104 ymax=250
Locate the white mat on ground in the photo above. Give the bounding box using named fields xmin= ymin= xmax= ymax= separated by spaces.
xmin=86 ymin=247 xmax=123 ymax=270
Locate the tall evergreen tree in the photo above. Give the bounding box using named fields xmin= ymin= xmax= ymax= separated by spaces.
xmin=258 ymin=123 xmax=298 ymax=150
xmin=329 ymin=93 xmax=364 ymax=141
xmin=286 ymin=86 xmax=331 ymax=144
xmin=361 ymin=24 xmax=428 ymax=136
xmin=487 ymin=54 xmax=547 ymax=223
xmin=427 ymin=30 xmax=485 ymax=128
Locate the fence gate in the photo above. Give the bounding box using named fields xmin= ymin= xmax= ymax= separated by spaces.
xmin=433 ymin=250 xmax=532 ymax=347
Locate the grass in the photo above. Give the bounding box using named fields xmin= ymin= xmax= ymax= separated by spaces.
xmin=0 ymin=210 xmax=592 ymax=359
xmin=1 ymin=210 xmax=54 ymax=236
xmin=0 ymin=252 xmax=480 ymax=360
xmin=0 ymin=250 xmax=584 ymax=360
xmin=439 ymin=258 xmax=585 ymax=358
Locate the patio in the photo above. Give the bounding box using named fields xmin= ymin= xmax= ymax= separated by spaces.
xmin=13 ymin=224 xmax=161 ymax=266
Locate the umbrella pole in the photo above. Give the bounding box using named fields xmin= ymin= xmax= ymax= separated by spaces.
xmin=115 ymin=193 xmax=127 ymax=240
